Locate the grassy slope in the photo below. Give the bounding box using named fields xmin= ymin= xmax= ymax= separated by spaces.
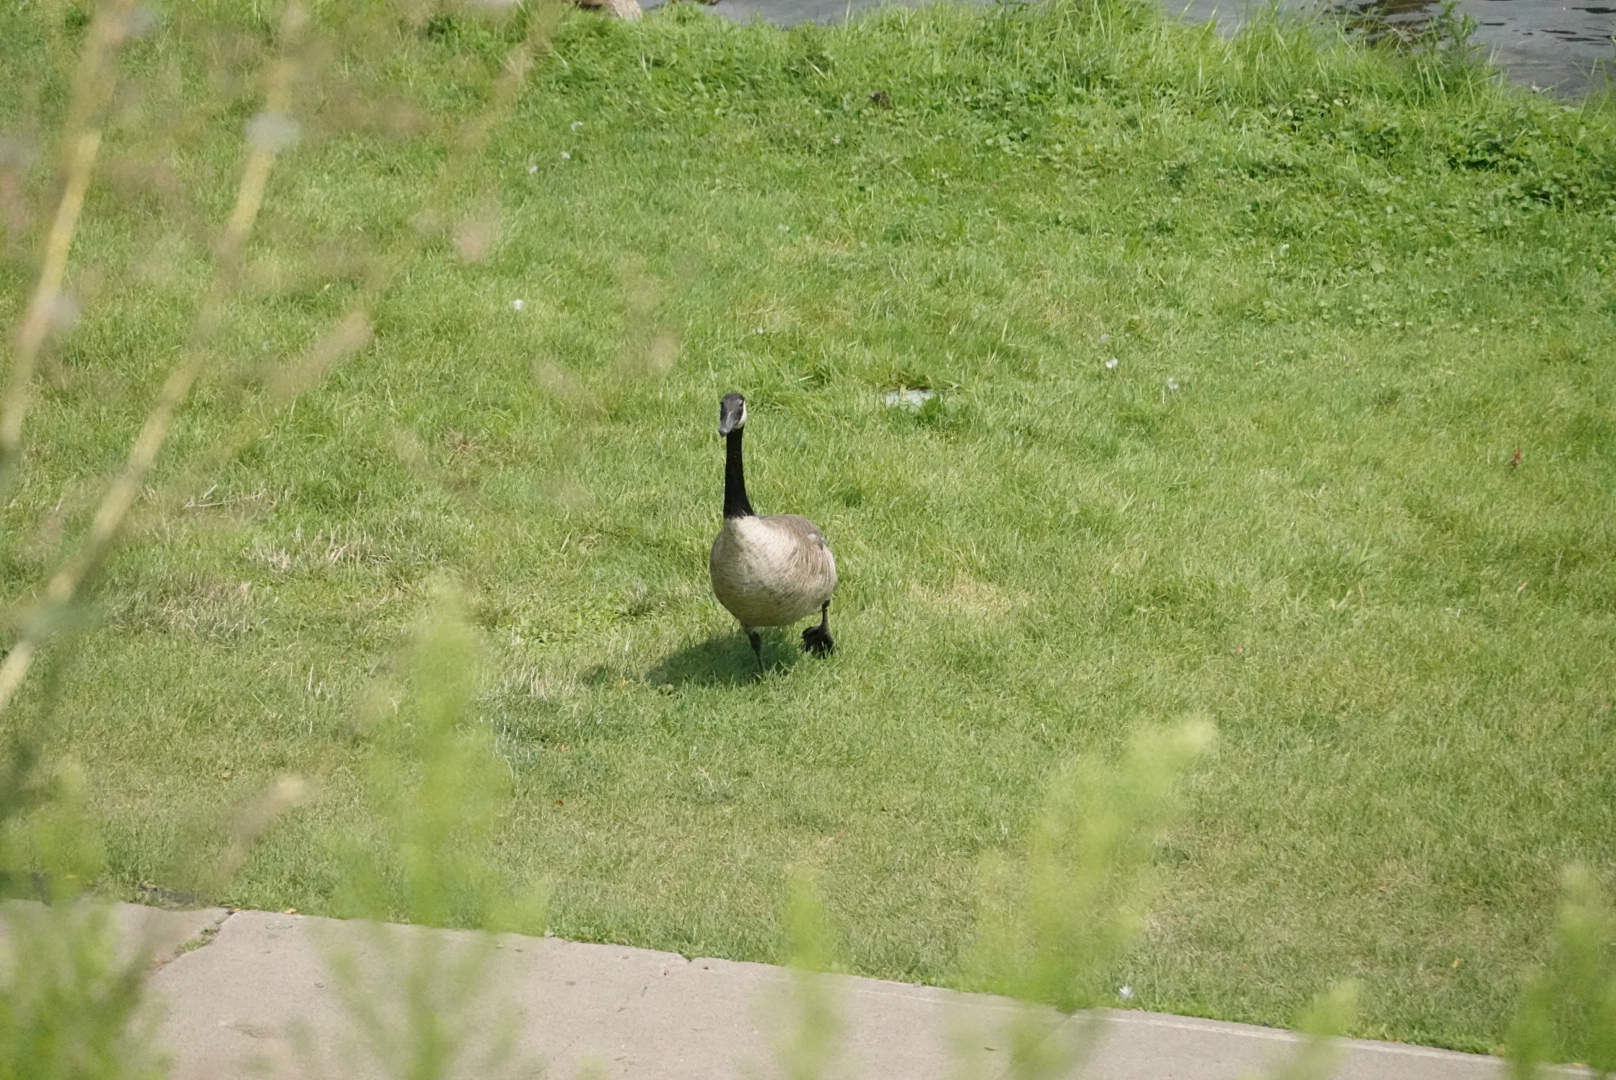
xmin=3 ymin=0 xmax=1615 ymax=1053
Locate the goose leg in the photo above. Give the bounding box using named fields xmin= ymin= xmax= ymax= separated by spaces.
xmin=801 ymin=602 xmax=834 ymax=656
xmin=747 ymin=629 xmax=764 ymax=671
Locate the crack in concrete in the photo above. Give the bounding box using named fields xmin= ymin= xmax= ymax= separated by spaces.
xmin=153 ymin=908 xmax=237 ymax=971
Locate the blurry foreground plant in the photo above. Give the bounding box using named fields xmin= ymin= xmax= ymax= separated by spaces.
xmin=761 ymin=719 xmax=1218 ymax=1080
xmin=961 ymin=719 xmax=1213 ymax=1080
xmin=1 ymin=0 xmax=554 ymax=1074
xmin=1252 ymin=981 xmax=1361 ymax=1080
xmin=309 ymin=586 xmax=541 ymax=1080
xmin=0 ymin=901 xmax=162 ymax=1080
xmin=0 ymin=1 xmax=311 ymax=1074
xmin=0 ymin=746 xmax=162 ymax=1080
xmin=0 ymin=0 xmax=137 ymax=498
xmin=333 ymin=585 xmax=534 ymax=930
xmin=1508 ymin=866 xmax=1616 ymax=1080
xmin=0 ymin=0 xmax=307 ymax=719
xmin=770 ymin=721 xmax=1369 ymax=1080
xmin=766 ymin=869 xmax=845 ymax=1080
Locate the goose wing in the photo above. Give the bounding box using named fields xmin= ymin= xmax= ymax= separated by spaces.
xmin=765 ymin=514 xmax=829 ymax=549
xmin=763 ymin=514 xmax=837 ymax=596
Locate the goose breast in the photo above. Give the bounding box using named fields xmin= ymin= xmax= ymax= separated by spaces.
xmin=710 ymin=514 xmax=837 ymax=628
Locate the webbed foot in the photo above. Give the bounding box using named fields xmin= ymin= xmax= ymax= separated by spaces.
xmin=802 ymin=602 xmax=834 ymax=656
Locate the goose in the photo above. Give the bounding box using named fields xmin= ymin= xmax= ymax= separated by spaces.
xmin=709 ymin=392 xmax=837 ymax=669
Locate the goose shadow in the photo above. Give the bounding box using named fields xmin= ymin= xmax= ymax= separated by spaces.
xmin=647 ymin=630 xmax=807 ymax=687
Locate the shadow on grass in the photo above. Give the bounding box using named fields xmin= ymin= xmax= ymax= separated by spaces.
xmin=647 ymin=631 xmax=806 ymax=687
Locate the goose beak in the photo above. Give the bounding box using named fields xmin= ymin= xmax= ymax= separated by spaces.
xmin=718 ymin=393 xmax=747 ymax=436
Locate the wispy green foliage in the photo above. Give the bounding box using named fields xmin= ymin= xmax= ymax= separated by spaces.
xmin=1257 ymin=981 xmax=1361 ymax=1080
xmin=1508 ymin=867 xmax=1616 ymax=1079
xmin=313 ymin=922 xmax=527 ymax=1080
xmin=972 ymin=719 xmax=1215 ymax=1014
xmin=0 ymin=902 xmax=162 ymax=1080
xmin=0 ymin=3 xmax=552 ymax=1078
xmin=1 ymin=0 xmax=1612 ymax=1057
xmin=770 ymin=869 xmax=844 ymax=1080
xmin=316 ymin=587 xmax=542 ymax=1080
xmin=957 ymin=720 xmax=1212 ymax=1080
xmin=0 ymin=731 xmax=102 ymax=904
xmin=332 ymin=584 xmax=541 ymax=931
xmin=0 ymin=713 xmax=151 ymax=1080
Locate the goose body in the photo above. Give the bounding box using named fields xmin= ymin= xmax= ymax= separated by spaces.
xmin=710 ymin=513 xmax=836 ymax=628
xmin=708 ymin=393 xmax=837 ymax=666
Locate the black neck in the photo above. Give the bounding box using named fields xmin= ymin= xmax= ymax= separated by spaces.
xmin=723 ymin=429 xmax=754 ymax=518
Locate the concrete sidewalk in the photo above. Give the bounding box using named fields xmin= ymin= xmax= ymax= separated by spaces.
xmin=21 ymin=903 xmax=1505 ymax=1080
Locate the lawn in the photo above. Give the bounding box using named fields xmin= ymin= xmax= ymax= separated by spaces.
xmin=1 ymin=0 xmax=1614 ymax=1055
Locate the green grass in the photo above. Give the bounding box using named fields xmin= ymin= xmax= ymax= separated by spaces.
xmin=2 ymin=0 xmax=1615 ymax=1055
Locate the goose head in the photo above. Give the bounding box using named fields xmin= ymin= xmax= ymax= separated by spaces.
xmin=718 ymin=392 xmax=748 ymax=436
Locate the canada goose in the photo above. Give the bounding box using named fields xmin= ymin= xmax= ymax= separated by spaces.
xmin=709 ymin=393 xmax=837 ymax=669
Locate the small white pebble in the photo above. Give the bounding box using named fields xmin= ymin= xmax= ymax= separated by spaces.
xmin=528 ymin=164 xmax=538 ymax=174
xmin=560 ymin=151 xmax=571 ymax=160
xmin=512 ymin=299 xmax=525 ymax=311
xmin=570 ymin=120 xmax=584 ymax=132
xmin=1105 ymin=357 xmax=1119 ymax=370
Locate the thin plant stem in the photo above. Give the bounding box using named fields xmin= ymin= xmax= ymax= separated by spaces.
xmin=0 ymin=1 xmax=308 ymax=718
xmin=0 ymin=4 xmax=552 ymax=718
xmin=134 ymin=11 xmax=556 ymax=523
xmin=0 ymin=0 xmax=137 ymax=497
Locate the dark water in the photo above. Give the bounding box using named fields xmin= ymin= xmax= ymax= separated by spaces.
xmin=1178 ymin=0 xmax=1614 ymax=95
xmin=642 ymin=0 xmax=1614 ymax=95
